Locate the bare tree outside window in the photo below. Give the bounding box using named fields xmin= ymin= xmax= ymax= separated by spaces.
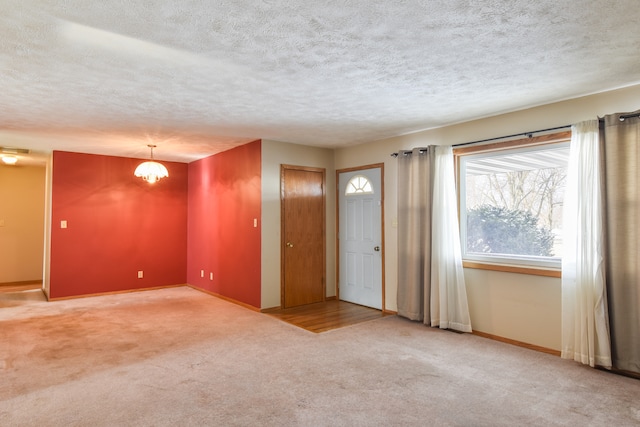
xmin=461 ymin=144 xmax=569 ymax=261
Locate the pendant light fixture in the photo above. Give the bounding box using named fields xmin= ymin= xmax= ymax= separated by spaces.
xmin=134 ymin=144 xmax=169 ymax=183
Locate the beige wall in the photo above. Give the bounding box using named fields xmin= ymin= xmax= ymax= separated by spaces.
xmin=0 ymin=164 xmax=46 ymax=283
xmin=334 ymin=83 xmax=640 ymax=351
xmin=261 ymin=140 xmax=336 ymax=309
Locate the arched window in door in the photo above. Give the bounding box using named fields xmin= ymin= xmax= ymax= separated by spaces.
xmin=345 ymin=175 xmax=374 ymax=195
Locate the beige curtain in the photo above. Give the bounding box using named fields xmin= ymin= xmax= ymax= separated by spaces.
xmin=397 ymin=148 xmax=432 ymax=322
xmin=396 ymin=147 xmax=471 ymax=332
xmin=602 ymin=110 xmax=640 ymax=374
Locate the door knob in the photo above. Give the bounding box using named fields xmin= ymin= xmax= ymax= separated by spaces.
xmin=286 ymin=242 xmax=294 ymax=248
xmin=374 ymin=246 xmax=380 ymax=252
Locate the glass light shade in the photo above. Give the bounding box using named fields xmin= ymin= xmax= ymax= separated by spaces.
xmin=134 ymin=161 xmax=169 ymax=183
xmin=1 ymin=156 xmax=18 ymax=165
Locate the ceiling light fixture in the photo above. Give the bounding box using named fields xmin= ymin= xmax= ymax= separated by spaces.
xmin=134 ymin=144 xmax=168 ymax=183
xmin=1 ymin=155 xmax=18 ymax=165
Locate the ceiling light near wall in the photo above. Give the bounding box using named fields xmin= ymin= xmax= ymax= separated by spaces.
xmin=1 ymin=155 xmax=18 ymax=165
xmin=134 ymin=144 xmax=168 ymax=183
xmin=1 ymin=147 xmax=29 ymax=165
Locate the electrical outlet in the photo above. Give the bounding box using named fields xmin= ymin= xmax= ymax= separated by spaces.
xmin=137 ymin=270 xmax=143 ymax=279
xmin=200 ymin=270 xmax=204 ymax=278
xmin=209 ymin=272 xmax=213 ymax=280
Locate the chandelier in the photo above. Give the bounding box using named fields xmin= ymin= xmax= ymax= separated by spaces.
xmin=134 ymin=144 xmax=168 ymax=183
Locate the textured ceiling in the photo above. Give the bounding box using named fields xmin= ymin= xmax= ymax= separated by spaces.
xmin=1 ymin=0 xmax=640 ymax=165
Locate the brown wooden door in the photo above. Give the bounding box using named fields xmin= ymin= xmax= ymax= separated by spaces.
xmin=281 ymin=165 xmax=325 ymax=308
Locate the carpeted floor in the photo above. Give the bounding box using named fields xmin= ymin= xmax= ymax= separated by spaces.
xmin=1 ymin=286 xmax=639 ymax=426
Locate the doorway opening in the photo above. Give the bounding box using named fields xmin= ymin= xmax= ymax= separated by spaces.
xmin=0 ymin=162 xmax=47 ymax=305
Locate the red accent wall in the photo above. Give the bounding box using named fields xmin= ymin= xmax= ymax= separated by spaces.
xmin=50 ymin=151 xmax=188 ymax=298
xmin=187 ymin=140 xmax=261 ymax=308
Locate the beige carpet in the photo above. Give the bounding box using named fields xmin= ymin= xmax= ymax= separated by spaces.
xmin=1 ymin=286 xmax=639 ymax=426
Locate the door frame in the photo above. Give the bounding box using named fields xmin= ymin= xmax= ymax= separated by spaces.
xmin=280 ymin=164 xmax=326 ymax=308
xmin=336 ymin=163 xmax=385 ymax=311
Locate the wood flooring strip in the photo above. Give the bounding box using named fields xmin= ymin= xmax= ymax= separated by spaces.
xmin=296 ymin=308 xmax=381 ymax=326
xmin=307 ymin=316 xmax=382 ymax=333
xmin=267 ymin=300 xmax=387 ymax=333
xmin=280 ymin=309 xmax=370 ymax=325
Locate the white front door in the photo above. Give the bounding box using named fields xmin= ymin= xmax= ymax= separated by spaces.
xmin=338 ymin=167 xmax=382 ymax=310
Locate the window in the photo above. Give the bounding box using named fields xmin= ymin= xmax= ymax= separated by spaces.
xmin=345 ymin=175 xmax=374 ymax=195
xmin=455 ymin=133 xmax=570 ymax=272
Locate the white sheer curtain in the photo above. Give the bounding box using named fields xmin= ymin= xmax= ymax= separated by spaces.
xmin=397 ymin=145 xmax=472 ymax=332
xmin=561 ymin=120 xmax=612 ymax=368
xmin=431 ymin=146 xmax=471 ymax=331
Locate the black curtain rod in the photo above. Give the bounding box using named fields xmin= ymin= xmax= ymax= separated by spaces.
xmin=618 ymin=112 xmax=640 ymax=122
xmin=451 ymin=124 xmax=572 ymax=148
xmin=390 ymin=124 xmax=571 ymax=157
xmin=390 ymin=112 xmax=640 ymax=157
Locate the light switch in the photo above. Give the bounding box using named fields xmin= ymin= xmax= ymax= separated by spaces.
xmin=61 ymin=220 xmax=67 ymax=229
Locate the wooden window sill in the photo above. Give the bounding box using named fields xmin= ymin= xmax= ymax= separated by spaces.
xmin=463 ymin=261 xmax=561 ymax=278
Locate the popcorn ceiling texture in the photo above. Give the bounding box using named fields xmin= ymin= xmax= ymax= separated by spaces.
xmin=1 ymin=0 xmax=639 ymax=162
